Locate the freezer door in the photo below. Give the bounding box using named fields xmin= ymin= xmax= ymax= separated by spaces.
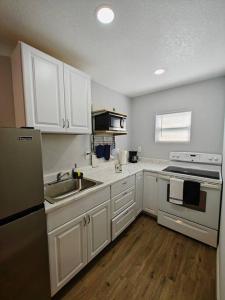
xmin=0 ymin=128 xmax=44 ymax=219
xmin=0 ymin=207 xmax=51 ymax=300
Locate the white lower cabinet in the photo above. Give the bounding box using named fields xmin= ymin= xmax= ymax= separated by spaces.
xmin=111 ymin=187 xmax=135 ymax=218
xmin=48 ymin=200 xmax=111 ymax=296
xmin=135 ymin=172 xmax=143 ymax=216
xmin=47 ymin=175 xmax=143 ymax=295
xmin=143 ymin=172 xmax=159 ymax=216
xmin=48 ymin=214 xmax=87 ymax=295
xmin=112 ymin=203 xmax=136 ymax=240
xmin=87 ymin=201 xmax=111 ymax=262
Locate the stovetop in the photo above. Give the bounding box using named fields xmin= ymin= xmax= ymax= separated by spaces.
xmin=163 ymin=166 xmax=220 ymax=180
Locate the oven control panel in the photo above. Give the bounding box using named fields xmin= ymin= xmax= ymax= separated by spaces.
xmin=169 ymin=152 xmax=222 ymax=165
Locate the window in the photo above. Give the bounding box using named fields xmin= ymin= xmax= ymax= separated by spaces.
xmin=155 ymin=111 xmax=192 ymax=143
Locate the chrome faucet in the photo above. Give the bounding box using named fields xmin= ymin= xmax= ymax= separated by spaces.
xmin=56 ymin=171 xmax=70 ymax=182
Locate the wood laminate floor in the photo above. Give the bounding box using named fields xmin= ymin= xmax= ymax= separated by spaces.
xmin=53 ymin=214 xmax=216 ymax=300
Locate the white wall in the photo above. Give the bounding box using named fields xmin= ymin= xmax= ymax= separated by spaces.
xmin=41 ymin=81 xmax=131 ymax=175
xmin=130 ymin=77 xmax=225 ymax=159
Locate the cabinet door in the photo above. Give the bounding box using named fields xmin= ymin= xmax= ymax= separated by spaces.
xmin=136 ymin=172 xmax=143 ymax=216
xmin=143 ymin=173 xmax=158 ymax=216
xmin=21 ymin=42 xmax=66 ymax=132
xmin=87 ymin=201 xmax=111 ymax=262
xmin=48 ymin=214 xmax=87 ymax=296
xmin=64 ymin=64 xmax=91 ymax=134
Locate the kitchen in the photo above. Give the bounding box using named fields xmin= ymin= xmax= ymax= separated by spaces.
xmin=0 ymin=1 xmax=225 ymax=300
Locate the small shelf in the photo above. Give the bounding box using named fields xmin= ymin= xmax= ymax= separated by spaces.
xmin=94 ymin=130 xmax=128 ymax=136
xmin=92 ymin=109 xmax=127 ymax=117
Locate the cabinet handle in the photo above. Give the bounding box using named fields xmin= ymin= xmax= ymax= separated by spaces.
xmin=62 ymin=118 xmax=66 ymax=128
xmin=122 ymin=210 xmax=130 ymax=216
xmin=67 ymin=119 xmax=70 ymax=128
xmin=122 ymin=191 xmax=128 ymax=197
xmin=83 ymin=216 xmax=86 ymax=226
xmin=122 ymin=181 xmax=127 ymax=185
xmin=87 ymin=215 xmax=91 ymax=224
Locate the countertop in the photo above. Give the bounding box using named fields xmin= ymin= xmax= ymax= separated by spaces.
xmin=44 ymin=158 xmax=222 ymax=213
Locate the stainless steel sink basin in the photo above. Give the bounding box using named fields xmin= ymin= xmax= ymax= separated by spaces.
xmin=44 ymin=177 xmax=103 ymax=204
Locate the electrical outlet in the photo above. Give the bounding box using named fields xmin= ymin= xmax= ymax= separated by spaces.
xmin=137 ymin=146 xmax=142 ymax=153
xmin=85 ymin=151 xmax=91 ymax=160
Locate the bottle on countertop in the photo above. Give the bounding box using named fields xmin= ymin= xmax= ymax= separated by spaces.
xmin=91 ymin=153 xmax=99 ymax=168
xmin=72 ymin=163 xmax=83 ymax=179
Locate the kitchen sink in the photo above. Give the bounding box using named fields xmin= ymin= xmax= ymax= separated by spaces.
xmin=44 ymin=177 xmax=103 ymax=204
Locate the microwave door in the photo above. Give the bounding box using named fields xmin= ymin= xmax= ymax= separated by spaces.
xmin=110 ymin=116 xmax=126 ymax=131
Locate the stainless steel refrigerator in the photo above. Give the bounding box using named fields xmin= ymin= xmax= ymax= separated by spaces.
xmin=0 ymin=128 xmax=51 ymax=300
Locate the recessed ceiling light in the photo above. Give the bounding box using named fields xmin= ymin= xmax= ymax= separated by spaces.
xmin=154 ymin=69 xmax=165 ymax=75
xmin=96 ymin=6 xmax=115 ymax=24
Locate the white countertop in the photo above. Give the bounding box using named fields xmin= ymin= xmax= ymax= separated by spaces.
xmin=44 ymin=158 xmax=222 ymax=213
xmin=44 ymin=159 xmax=168 ymax=213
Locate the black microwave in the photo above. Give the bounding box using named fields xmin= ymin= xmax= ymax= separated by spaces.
xmin=94 ymin=111 xmax=127 ymax=132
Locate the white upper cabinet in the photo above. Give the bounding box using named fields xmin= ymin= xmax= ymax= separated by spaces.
xmin=21 ymin=43 xmax=66 ymax=132
xmin=64 ymin=64 xmax=91 ymax=134
xmin=11 ymin=42 xmax=91 ymax=134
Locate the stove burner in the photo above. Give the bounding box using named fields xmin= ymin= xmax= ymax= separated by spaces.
xmin=163 ymin=166 xmax=220 ymax=180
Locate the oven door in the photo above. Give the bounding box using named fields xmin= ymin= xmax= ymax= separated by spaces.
xmin=109 ymin=114 xmax=126 ymax=131
xmin=158 ymin=176 xmax=221 ymax=230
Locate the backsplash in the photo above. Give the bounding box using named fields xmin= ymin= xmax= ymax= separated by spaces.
xmin=41 ymin=134 xmax=91 ymax=175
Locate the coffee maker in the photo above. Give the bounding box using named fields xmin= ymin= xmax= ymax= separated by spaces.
xmin=128 ymin=151 xmax=139 ymax=163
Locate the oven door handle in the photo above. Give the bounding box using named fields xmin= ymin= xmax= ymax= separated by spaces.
xmin=200 ymin=182 xmax=221 ymax=190
xmin=157 ymin=174 xmax=221 ymax=190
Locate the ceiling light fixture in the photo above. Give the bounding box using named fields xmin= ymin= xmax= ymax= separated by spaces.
xmin=96 ymin=6 xmax=115 ymax=24
xmin=154 ymin=69 xmax=165 ymax=75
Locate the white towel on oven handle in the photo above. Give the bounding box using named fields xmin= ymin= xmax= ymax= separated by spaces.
xmin=169 ymin=178 xmax=184 ymax=205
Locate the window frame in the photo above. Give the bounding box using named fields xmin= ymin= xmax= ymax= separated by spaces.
xmin=155 ymin=111 xmax=192 ymax=144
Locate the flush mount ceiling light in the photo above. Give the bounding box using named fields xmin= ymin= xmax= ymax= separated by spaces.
xmin=154 ymin=69 xmax=165 ymax=75
xmin=96 ymin=6 xmax=115 ymax=24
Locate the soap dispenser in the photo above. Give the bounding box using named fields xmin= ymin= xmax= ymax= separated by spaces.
xmin=72 ymin=164 xmax=83 ymax=179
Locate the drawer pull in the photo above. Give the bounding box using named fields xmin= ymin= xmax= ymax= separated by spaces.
xmin=122 ymin=210 xmax=130 ymax=216
xmin=122 ymin=181 xmax=127 ymax=185
xmin=122 ymin=191 xmax=128 ymax=197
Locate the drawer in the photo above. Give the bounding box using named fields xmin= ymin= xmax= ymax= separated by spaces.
xmin=111 ymin=175 xmax=135 ymax=198
xmin=157 ymin=210 xmax=218 ymax=247
xmin=111 ymin=187 xmax=135 ymax=217
xmin=47 ymin=187 xmax=110 ymax=232
xmin=112 ymin=203 xmax=136 ymax=240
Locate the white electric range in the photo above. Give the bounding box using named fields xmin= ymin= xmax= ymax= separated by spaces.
xmin=157 ymin=152 xmax=222 ymax=247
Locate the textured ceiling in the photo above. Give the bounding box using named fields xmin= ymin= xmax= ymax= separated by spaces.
xmin=0 ymin=0 xmax=225 ymax=97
